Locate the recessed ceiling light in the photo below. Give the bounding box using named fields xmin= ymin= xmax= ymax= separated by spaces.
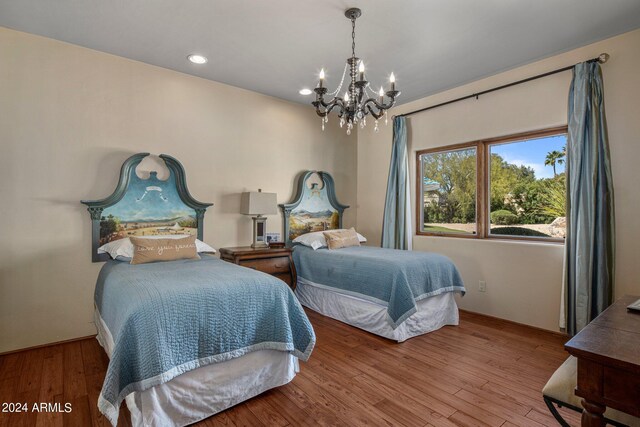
xmin=299 ymin=88 xmax=313 ymax=95
xmin=187 ymin=54 xmax=208 ymax=64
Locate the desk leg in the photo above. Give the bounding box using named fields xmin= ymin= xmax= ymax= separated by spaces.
xmin=581 ymin=399 xmax=605 ymax=427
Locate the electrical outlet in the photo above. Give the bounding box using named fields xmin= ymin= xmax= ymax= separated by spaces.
xmin=478 ymin=280 xmax=486 ymax=292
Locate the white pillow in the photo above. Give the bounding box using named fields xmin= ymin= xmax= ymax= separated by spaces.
xmin=293 ymin=229 xmax=366 ymax=250
xmin=98 ymin=236 xmax=216 ymax=260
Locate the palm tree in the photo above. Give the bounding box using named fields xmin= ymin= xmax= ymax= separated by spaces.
xmin=545 ymin=150 xmax=564 ymax=177
xmin=558 ymin=145 xmax=566 ymax=169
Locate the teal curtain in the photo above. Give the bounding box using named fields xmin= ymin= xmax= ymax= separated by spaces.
xmin=564 ymin=61 xmax=615 ymax=336
xmin=382 ymin=116 xmax=412 ymax=250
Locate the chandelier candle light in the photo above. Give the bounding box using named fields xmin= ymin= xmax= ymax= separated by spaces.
xmin=312 ymin=8 xmax=400 ymax=135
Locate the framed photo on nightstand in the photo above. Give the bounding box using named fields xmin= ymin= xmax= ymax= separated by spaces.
xmin=266 ymin=232 xmax=281 ymax=243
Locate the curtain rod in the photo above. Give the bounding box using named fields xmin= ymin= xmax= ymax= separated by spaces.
xmin=397 ymin=53 xmax=610 ymax=118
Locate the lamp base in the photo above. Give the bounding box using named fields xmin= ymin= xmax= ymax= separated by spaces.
xmin=251 ymin=216 xmax=268 ymax=249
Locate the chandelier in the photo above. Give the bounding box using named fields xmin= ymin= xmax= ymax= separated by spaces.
xmin=312 ymin=8 xmax=400 ymax=135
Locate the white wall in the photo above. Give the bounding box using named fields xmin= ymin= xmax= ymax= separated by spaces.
xmin=2 ymin=25 xmax=638 ymax=353
xmin=0 ymin=27 xmax=357 ymax=353
xmin=357 ymin=29 xmax=640 ymax=332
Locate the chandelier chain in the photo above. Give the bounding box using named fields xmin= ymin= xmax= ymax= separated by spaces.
xmin=351 ymin=18 xmax=356 ymax=58
xmin=349 ymin=17 xmax=357 ymax=106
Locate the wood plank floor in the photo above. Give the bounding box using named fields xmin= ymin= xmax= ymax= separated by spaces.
xmin=0 ymin=309 xmax=582 ymax=426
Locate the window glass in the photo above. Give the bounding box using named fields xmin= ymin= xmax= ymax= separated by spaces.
xmin=416 ymin=127 xmax=567 ymax=243
xmin=420 ymin=147 xmax=477 ymax=235
xmin=489 ymin=134 xmax=567 ymax=239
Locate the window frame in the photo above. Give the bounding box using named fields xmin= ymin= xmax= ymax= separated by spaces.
xmin=415 ymin=126 xmax=567 ymax=243
xmin=415 ymin=141 xmax=485 ymax=239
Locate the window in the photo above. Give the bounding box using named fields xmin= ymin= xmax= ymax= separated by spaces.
xmin=417 ymin=127 xmax=567 ymax=242
xmin=419 ymin=145 xmax=478 ymax=235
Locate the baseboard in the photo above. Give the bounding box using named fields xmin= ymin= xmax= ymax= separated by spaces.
xmin=459 ymin=309 xmax=568 ymax=338
xmin=0 ymin=334 xmax=97 ymax=356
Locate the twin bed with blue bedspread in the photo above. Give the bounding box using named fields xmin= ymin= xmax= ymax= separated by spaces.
xmin=293 ymin=245 xmax=465 ymax=328
xmin=292 ymin=245 xmax=465 ymax=341
xmin=282 ymin=171 xmax=466 ymax=342
xmin=83 ymin=154 xmax=316 ymax=427
xmin=95 ymin=256 xmax=315 ymax=426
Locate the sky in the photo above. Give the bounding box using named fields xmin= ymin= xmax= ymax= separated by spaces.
xmin=491 ymin=134 xmax=567 ymax=179
xmin=293 ymin=185 xmax=336 ymax=214
xmin=103 ymin=171 xmax=195 ymax=221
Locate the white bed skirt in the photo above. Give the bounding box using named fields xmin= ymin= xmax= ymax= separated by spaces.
xmin=94 ymin=310 xmax=298 ymax=427
xmin=295 ymin=277 xmax=459 ymax=342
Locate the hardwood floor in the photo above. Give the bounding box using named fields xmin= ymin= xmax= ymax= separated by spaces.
xmin=0 ymin=309 xmax=581 ymax=426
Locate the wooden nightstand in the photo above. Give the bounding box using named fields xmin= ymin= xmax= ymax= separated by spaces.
xmin=219 ymin=246 xmax=297 ymax=290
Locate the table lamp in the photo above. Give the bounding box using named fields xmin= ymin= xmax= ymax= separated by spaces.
xmin=240 ymin=189 xmax=277 ymax=248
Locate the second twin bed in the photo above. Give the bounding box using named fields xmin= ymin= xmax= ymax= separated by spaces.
xmin=281 ymin=170 xmax=466 ymax=342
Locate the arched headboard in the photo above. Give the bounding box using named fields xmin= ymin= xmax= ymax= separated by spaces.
xmin=279 ymin=171 xmax=349 ymax=245
xmin=81 ymin=153 xmax=213 ymax=262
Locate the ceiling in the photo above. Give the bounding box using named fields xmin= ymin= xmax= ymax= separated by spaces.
xmin=1 ymin=0 xmax=640 ymax=106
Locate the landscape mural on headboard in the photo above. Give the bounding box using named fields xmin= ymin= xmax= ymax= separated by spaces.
xmin=99 ymin=171 xmax=197 ymax=246
xmin=288 ymin=183 xmax=340 ymax=240
xmin=281 ymin=171 xmax=349 ymax=244
xmin=82 ymin=153 xmax=212 ymax=261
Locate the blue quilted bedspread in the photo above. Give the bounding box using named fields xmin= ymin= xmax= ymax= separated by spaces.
xmin=293 ymin=245 xmax=465 ymax=329
xmin=94 ymin=255 xmax=315 ymax=426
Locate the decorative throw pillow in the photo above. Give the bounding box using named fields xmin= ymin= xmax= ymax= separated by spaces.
xmin=98 ymin=236 xmax=216 ymax=261
xmin=323 ymin=228 xmax=361 ymax=250
xmin=293 ymin=229 xmax=367 ymax=250
xmin=130 ymin=235 xmax=200 ymax=265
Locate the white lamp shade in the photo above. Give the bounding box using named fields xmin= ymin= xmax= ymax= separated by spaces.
xmin=240 ymin=191 xmax=277 ymax=215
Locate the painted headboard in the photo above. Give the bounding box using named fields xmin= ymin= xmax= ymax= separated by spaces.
xmin=280 ymin=171 xmax=349 ymax=245
xmin=81 ymin=153 xmax=213 ymax=262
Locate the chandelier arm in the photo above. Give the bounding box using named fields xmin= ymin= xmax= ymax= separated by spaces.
xmin=362 ymin=98 xmax=384 ymax=119
xmin=314 ymin=90 xmax=337 ymax=110
xmin=318 ymin=97 xmax=333 ymax=109
xmin=362 ymin=96 xmax=398 ymax=116
xmin=361 ymin=98 xmax=387 ymax=111
xmin=312 ymin=93 xmax=335 ymax=116
xmin=326 ymin=102 xmax=345 ymax=116
xmin=382 ymin=98 xmax=398 ymax=110
xmin=323 ymin=96 xmax=347 ymax=112
xmin=312 ymin=96 xmax=327 ymax=116
xmin=365 ymin=104 xmax=385 ymax=120
xmin=312 ymin=102 xmax=328 ymax=117
xmin=314 ymin=97 xmax=346 ymax=117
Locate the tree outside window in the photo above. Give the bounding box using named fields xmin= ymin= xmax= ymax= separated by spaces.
xmin=417 ymin=127 xmax=567 ymax=242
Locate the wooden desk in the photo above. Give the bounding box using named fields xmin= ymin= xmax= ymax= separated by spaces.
xmin=565 ymin=295 xmax=640 ymax=426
